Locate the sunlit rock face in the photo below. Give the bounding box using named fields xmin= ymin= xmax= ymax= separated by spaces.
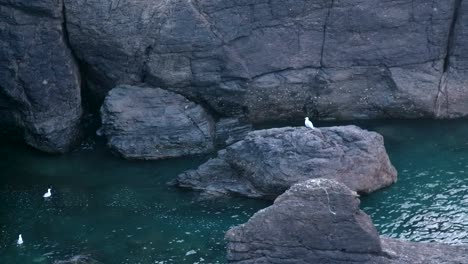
xmin=226 ymin=179 xmax=468 ymax=264
xmin=0 ymin=0 xmax=82 ymax=153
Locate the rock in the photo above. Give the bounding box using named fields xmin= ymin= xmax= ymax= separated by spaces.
xmin=173 ymin=125 xmax=397 ymax=199
xmin=0 ymin=0 xmax=82 ymax=153
xmin=437 ymin=0 xmax=468 ymax=118
xmin=100 ymin=85 xmax=215 ymax=160
xmin=2 ymin=0 xmax=468 ymax=153
xmin=54 ymin=255 xmax=101 ymax=264
xmin=215 ymin=118 xmax=252 ymax=147
xmin=61 ymin=0 xmax=468 ymax=122
xmin=225 ymin=179 xmax=468 ymax=264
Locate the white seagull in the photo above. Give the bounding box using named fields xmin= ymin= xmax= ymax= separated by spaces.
xmin=17 ymin=234 xmax=23 ymax=245
xmin=304 ymin=117 xmax=315 ymax=129
xmin=43 ymin=188 xmax=52 ymax=198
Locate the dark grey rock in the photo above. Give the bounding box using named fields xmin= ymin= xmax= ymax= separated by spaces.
xmin=215 ymin=118 xmax=252 ymax=147
xmin=2 ymin=0 xmax=468 ymax=154
xmin=226 ymin=179 xmax=468 ymax=264
xmin=62 ymin=0 xmax=468 ymax=123
xmin=100 ymin=85 xmax=215 ymax=160
xmin=173 ymin=125 xmax=397 ymax=199
xmin=0 ymin=0 xmax=82 ymax=153
xmin=437 ymin=0 xmax=468 ymax=118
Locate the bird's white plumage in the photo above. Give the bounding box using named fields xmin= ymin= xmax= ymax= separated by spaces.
xmin=17 ymin=234 xmax=23 ymax=245
xmin=304 ymin=117 xmax=315 ymax=129
xmin=43 ymin=188 xmax=51 ymax=198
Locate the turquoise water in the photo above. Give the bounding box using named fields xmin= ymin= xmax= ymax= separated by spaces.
xmin=359 ymin=120 xmax=468 ymax=244
xmin=0 ymin=120 xmax=467 ymax=263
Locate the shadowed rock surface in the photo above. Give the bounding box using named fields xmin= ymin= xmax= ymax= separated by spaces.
xmin=0 ymin=0 xmax=82 ymax=153
xmin=100 ymin=85 xmax=215 ymax=160
xmin=173 ymin=125 xmax=397 ymax=199
xmin=440 ymin=0 xmax=468 ymax=118
xmin=225 ymin=179 xmax=468 ymax=264
xmin=215 ymin=118 xmax=252 ymax=147
xmin=62 ymin=0 xmax=468 ymax=123
xmin=1 ymin=0 xmax=468 ymax=152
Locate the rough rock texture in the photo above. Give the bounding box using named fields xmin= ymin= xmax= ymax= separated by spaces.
xmin=0 ymin=0 xmax=82 ymax=152
xmin=100 ymin=85 xmax=214 ymax=160
xmin=62 ymin=0 xmax=468 ymax=123
xmin=2 ymin=0 xmax=468 ymax=152
xmin=173 ymin=126 xmax=397 ymax=199
xmin=215 ymin=118 xmax=252 ymax=147
xmin=226 ymin=179 xmax=468 ymax=264
xmin=440 ymin=0 xmax=468 ymax=118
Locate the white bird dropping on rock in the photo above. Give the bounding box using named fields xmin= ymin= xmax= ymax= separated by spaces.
xmin=305 ymin=117 xmax=315 ymax=129
xmin=43 ymin=188 xmax=52 ymax=198
xmin=17 ymin=234 xmax=23 ymax=245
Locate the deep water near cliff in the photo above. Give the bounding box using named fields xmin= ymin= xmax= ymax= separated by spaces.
xmin=0 ymin=120 xmax=467 ymax=263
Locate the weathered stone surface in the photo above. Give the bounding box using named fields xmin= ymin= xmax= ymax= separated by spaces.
xmin=173 ymin=125 xmax=397 ymax=199
xmin=226 ymin=179 xmax=468 ymax=264
xmin=0 ymin=0 xmax=82 ymax=152
xmin=2 ymin=0 xmax=468 ymax=153
xmin=62 ymin=0 xmax=468 ymax=123
xmin=100 ymin=85 xmax=214 ymax=160
xmin=215 ymin=118 xmax=252 ymax=147
xmin=437 ymin=0 xmax=468 ymax=118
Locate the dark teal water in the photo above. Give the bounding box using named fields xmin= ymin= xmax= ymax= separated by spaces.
xmin=0 ymin=120 xmax=467 ymax=263
xmin=358 ymin=120 xmax=468 ymax=244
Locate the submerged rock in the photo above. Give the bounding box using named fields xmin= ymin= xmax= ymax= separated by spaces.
xmin=100 ymin=85 xmax=215 ymax=160
xmin=226 ymin=179 xmax=468 ymax=264
xmin=54 ymin=255 xmax=101 ymax=264
xmin=173 ymin=125 xmax=397 ymax=199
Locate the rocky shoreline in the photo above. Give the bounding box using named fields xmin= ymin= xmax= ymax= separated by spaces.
xmin=1 ymin=0 xmax=467 ymax=263
xmin=1 ymin=1 xmax=468 ymax=153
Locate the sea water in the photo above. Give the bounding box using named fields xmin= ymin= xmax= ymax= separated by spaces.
xmin=0 ymin=120 xmax=467 ymax=263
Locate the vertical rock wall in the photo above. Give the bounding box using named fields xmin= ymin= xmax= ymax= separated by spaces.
xmin=0 ymin=0 xmax=82 ymax=152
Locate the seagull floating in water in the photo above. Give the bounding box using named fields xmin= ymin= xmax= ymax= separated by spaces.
xmin=304 ymin=117 xmax=315 ymax=129
xmin=43 ymin=188 xmax=52 ymax=198
xmin=17 ymin=234 xmax=23 ymax=245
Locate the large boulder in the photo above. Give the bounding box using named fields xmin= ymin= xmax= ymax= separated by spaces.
xmin=100 ymin=85 xmax=215 ymax=160
xmin=0 ymin=0 xmax=82 ymax=152
xmin=173 ymin=125 xmax=397 ymax=199
xmin=226 ymin=179 xmax=468 ymax=264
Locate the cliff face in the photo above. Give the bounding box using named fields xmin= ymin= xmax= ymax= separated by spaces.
xmin=0 ymin=0 xmax=82 ymax=152
xmin=0 ymin=0 xmax=467 ymax=152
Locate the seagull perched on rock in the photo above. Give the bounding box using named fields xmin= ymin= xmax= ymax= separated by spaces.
xmin=17 ymin=234 xmax=23 ymax=245
xmin=304 ymin=117 xmax=315 ymax=129
xmin=43 ymin=188 xmax=52 ymax=198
